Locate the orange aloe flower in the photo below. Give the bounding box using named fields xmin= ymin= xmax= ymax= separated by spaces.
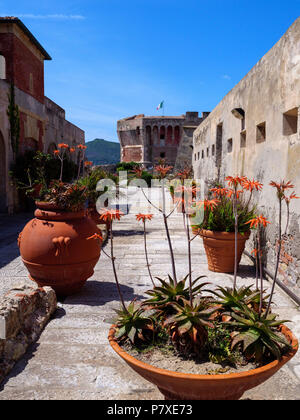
xmin=196 ymin=199 xmax=220 ymax=212
xmin=58 ymin=143 xmax=69 ymax=149
xmin=77 ymin=144 xmax=87 ymax=150
xmin=284 ymin=192 xmax=299 ymax=204
xmin=270 ymin=180 xmax=294 ymax=200
xmin=242 ymin=178 xmax=263 ymax=192
xmin=225 ymin=175 xmax=247 ymax=188
xmin=251 ymin=248 xmax=262 ymax=257
xmin=136 ymin=213 xmax=153 ymax=222
xmin=84 ymin=161 xmax=93 ymax=167
xmin=210 ymin=187 xmax=229 ymax=197
xmin=69 ymin=147 xmax=76 ymax=153
xmin=155 ymin=164 xmax=173 ymax=178
xmin=246 ymin=215 xmax=271 ymax=229
xmin=176 ymin=168 xmax=192 ymax=180
xmin=87 ymin=233 xmax=103 ymax=241
xmin=226 ymin=189 xmax=244 ymax=199
xmin=131 ymin=167 xmax=143 ymax=177
xmin=99 ymin=209 xmax=124 ymax=222
xmin=53 ymin=150 xmax=60 ymax=156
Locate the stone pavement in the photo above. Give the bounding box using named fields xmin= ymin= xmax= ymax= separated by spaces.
xmin=0 ymin=189 xmax=300 ymax=400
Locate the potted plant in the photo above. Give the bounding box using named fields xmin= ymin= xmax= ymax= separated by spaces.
xmin=77 ymin=167 xmax=118 ymax=235
xmin=190 ymin=177 xmax=262 ymax=274
xmin=104 ymin=169 xmax=298 ymax=400
xmin=17 ymin=144 xmax=102 ymax=296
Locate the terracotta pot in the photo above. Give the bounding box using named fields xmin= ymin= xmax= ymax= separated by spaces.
xmin=191 ymin=225 xmax=200 ymax=236
xmin=108 ymin=325 xmax=298 ymax=400
xmin=200 ymin=229 xmax=251 ymax=273
xmin=18 ymin=202 xmax=102 ymax=296
xmin=86 ymin=206 xmax=111 ymax=236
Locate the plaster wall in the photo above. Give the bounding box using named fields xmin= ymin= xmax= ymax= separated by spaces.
xmin=192 ymin=17 xmax=300 ymax=291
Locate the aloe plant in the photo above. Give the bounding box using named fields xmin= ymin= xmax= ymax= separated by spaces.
xmin=164 ymin=298 xmax=218 ymax=356
xmin=144 ymin=274 xmax=209 ymax=316
xmin=210 ymin=286 xmax=262 ymax=312
xmin=223 ymin=303 xmax=292 ymax=362
xmin=113 ymin=301 xmax=155 ymax=345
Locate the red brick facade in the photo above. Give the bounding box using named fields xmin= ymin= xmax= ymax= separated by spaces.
xmin=0 ymin=32 xmax=44 ymax=103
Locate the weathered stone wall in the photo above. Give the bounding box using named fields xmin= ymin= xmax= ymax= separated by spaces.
xmin=192 ymin=17 xmax=300 ymax=291
xmin=44 ymin=96 xmax=85 ymax=161
xmin=0 ymin=283 xmax=57 ymax=384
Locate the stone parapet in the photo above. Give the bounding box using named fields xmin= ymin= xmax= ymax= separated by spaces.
xmin=0 ymin=283 xmax=56 ymax=384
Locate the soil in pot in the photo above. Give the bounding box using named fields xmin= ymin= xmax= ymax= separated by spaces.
xmin=121 ymin=335 xmax=260 ymax=376
xmin=110 ymin=324 xmax=298 ymax=400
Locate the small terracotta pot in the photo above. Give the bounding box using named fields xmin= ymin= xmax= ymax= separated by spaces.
xmin=200 ymin=229 xmax=251 ymax=273
xmin=108 ymin=325 xmax=298 ymax=400
xmin=18 ymin=202 xmax=102 ymax=296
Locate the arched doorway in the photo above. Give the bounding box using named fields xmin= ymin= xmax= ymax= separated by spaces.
xmin=0 ymin=131 xmax=7 ymax=212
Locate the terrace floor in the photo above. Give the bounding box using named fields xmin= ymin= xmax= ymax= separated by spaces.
xmin=0 ymin=188 xmax=300 ymax=400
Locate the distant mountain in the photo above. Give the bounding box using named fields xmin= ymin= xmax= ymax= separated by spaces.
xmin=85 ymin=138 xmax=120 ymax=165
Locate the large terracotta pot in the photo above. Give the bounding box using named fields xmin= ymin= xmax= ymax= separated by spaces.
xmin=200 ymin=229 xmax=251 ymax=273
xmin=18 ymin=202 xmax=102 ymax=296
xmin=108 ymin=325 xmax=298 ymax=400
xmin=87 ymin=206 xmax=111 ymax=231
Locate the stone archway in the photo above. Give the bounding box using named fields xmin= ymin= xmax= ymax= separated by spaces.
xmin=0 ymin=131 xmax=7 ymax=212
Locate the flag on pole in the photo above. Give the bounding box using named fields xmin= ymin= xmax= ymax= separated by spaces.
xmin=156 ymin=101 xmax=164 ymax=111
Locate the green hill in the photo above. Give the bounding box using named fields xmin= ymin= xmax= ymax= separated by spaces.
xmin=85 ymin=138 xmax=120 ymax=165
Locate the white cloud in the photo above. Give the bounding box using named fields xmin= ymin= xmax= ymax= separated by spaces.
xmin=222 ymin=74 xmax=231 ymax=80
xmin=14 ymin=14 xmax=85 ymax=20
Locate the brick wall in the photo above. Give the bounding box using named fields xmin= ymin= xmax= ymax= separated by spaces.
xmin=0 ymin=32 xmax=44 ymax=103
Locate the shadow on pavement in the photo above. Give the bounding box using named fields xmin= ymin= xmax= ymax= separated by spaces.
xmin=64 ymin=280 xmax=145 ymax=306
xmin=0 ymin=212 xmax=33 ymax=268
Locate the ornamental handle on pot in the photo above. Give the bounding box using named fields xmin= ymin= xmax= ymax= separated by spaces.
xmin=52 ymin=236 xmax=71 ymax=257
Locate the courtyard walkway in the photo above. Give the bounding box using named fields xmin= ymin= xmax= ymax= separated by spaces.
xmin=0 ymin=189 xmax=300 ymax=400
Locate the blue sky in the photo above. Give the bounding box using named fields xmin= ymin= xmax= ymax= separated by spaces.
xmin=1 ymin=0 xmax=300 ymax=142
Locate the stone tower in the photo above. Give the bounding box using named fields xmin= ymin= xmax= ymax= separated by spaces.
xmin=117 ymin=111 xmax=209 ymax=170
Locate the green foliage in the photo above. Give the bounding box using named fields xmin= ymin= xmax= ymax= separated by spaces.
xmin=223 ymin=304 xmax=292 ymax=362
xmin=116 ymin=162 xmax=153 ymax=187
xmin=116 ymin=161 xmax=139 ymax=172
xmin=144 ymin=274 xmax=209 ymax=316
xmin=43 ymin=181 xmax=87 ymax=212
xmin=10 ymin=150 xmax=77 ymax=200
xmin=203 ymin=196 xmax=256 ymax=233
xmin=113 ymin=301 xmax=155 ymax=345
xmin=77 ymin=167 xmax=117 ymax=206
xmin=207 ymin=324 xmax=240 ymax=365
xmin=7 ymin=83 xmax=20 ymax=159
xmin=210 ymin=286 xmax=263 ymax=313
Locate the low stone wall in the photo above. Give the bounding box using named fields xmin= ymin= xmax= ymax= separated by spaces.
xmin=0 ymin=283 xmax=57 ymax=384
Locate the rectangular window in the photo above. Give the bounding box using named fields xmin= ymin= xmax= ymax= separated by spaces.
xmin=212 ymin=144 xmax=215 ymax=156
xmin=283 ymin=108 xmax=298 ymax=136
xmin=240 ymin=131 xmax=246 ymax=148
xmin=256 ymin=122 xmax=266 ymax=143
xmin=207 ymin=147 xmax=209 ymax=157
xmin=227 ymin=138 xmax=233 ymax=153
xmin=201 ymin=150 xmax=204 ymax=159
